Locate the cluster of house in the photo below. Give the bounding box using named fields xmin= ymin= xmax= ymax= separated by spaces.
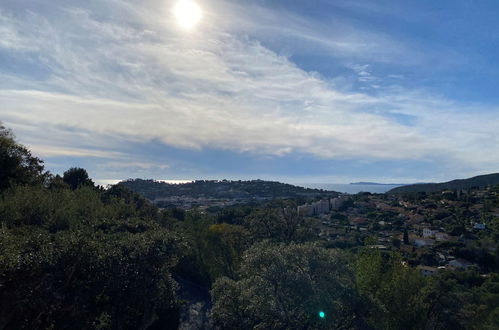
xmin=297 ymin=196 xmax=347 ymax=216
xmin=410 ymin=226 xmax=450 ymax=247
xmin=408 ymin=226 xmax=478 ymax=276
xmin=300 ymin=187 xmax=497 ymax=277
xmin=410 ymin=222 xmax=486 ymax=248
xmin=154 ymin=195 xmax=275 ymax=210
xmin=417 ymin=258 xmax=475 ymax=277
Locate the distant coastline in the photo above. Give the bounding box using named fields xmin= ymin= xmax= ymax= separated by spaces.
xmin=296 ymin=183 xmax=404 ymax=194
xmin=349 ymin=182 xmax=407 ymax=186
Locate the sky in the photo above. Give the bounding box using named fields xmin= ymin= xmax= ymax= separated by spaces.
xmin=1 ymin=0 xmax=499 ymax=185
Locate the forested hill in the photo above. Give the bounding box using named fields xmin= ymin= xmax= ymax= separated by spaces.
xmin=119 ymin=178 xmax=338 ymax=200
xmin=388 ymin=173 xmax=499 ymax=194
xmin=3 ymin=123 xmax=499 ymax=329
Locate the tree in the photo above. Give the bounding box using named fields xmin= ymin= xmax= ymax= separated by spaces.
xmin=354 ymin=247 xmax=440 ymax=330
xmin=63 ymin=167 xmax=94 ymax=190
xmin=0 ymin=181 xmax=184 ymax=329
xmin=0 ymin=123 xmax=47 ymax=191
xmin=211 ymin=242 xmax=362 ymax=329
xmin=403 ymin=228 xmax=409 ymax=245
xmin=245 ymin=207 xmax=313 ymax=243
xmin=206 ymin=223 xmax=250 ymax=278
xmin=392 ymin=237 xmax=402 ymax=249
xmin=0 ymin=129 xmax=185 ymax=328
xmin=48 ymin=174 xmax=70 ymax=190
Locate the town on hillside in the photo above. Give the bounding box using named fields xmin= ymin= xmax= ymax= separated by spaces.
xmin=303 ymin=186 xmax=499 ymax=276
xmin=119 ymin=178 xmax=338 ymax=210
xmin=124 ymin=176 xmax=499 ymax=277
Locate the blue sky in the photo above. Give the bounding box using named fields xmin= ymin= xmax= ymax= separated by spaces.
xmin=1 ymin=0 xmax=499 ymax=185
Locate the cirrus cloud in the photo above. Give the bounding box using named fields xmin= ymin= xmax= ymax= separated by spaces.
xmin=1 ymin=0 xmax=498 ymax=182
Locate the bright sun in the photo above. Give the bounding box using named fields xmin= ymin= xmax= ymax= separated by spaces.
xmin=174 ymin=0 xmax=202 ymax=30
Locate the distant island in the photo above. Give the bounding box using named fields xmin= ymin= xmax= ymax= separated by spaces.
xmin=388 ymin=173 xmax=499 ymax=194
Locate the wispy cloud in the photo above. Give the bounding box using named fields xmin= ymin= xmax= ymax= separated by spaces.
xmin=28 ymin=144 xmax=125 ymax=159
xmin=0 ymin=9 xmax=37 ymax=51
xmin=0 ymin=0 xmax=498 ymax=181
xmin=100 ymin=161 xmax=170 ymax=170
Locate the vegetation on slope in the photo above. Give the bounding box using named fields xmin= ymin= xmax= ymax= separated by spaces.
xmin=1 ymin=123 xmax=499 ymax=329
xmin=0 ymin=125 xmax=182 ymax=329
xmin=119 ymin=178 xmax=338 ymax=200
xmin=388 ymin=173 xmax=499 ymax=194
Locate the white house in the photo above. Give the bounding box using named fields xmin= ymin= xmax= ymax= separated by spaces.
xmin=298 ymin=199 xmax=331 ymax=216
xmin=448 ymin=258 xmax=472 ymax=269
xmin=422 ymin=227 xmax=436 ymax=238
xmin=414 ymin=238 xmax=434 ymax=247
xmin=473 ymin=223 xmax=486 ymax=230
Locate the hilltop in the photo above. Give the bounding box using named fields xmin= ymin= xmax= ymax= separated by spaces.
xmin=388 ymin=173 xmax=499 ymax=194
xmin=118 ymin=178 xmax=339 ymax=209
xmin=350 ymin=182 xmax=407 ymax=186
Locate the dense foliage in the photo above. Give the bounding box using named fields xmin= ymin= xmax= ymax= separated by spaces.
xmin=0 ymin=125 xmax=47 ymax=191
xmin=389 ymin=173 xmax=499 ymax=194
xmin=119 ymin=178 xmax=337 ymax=200
xmin=0 ymin=126 xmax=183 ymax=329
xmin=211 ymin=242 xmax=360 ymax=329
xmin=1 ymin=124 xmax=498 ymax=329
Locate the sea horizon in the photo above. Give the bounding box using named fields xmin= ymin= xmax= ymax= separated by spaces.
xmin=295 ymin=183 xmax=404 ymax=194
xmin=96 ymin=178 xmax=404 ymax=194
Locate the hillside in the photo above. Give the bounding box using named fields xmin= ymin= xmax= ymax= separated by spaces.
xmin=3 ymin=124 xmax=499 ymax=329
xmin=388 ymin=173 xmax=499 ymax=194
xmin=119 ymin=178 xmax=338 ymax=201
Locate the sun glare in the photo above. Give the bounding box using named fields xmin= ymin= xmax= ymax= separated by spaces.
xmin=174 ymin=0 xmax=202 ymax=30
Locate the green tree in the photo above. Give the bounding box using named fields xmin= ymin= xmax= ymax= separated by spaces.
xmin=403 ymin=228 xmax=409 ymax=245
xmin=63 ymin=167 xmax=94 ymax=190
xmin=0 ymin=184 xmax=184 ymax=329
xmin=355 ymin=247 xmax=440 ymax=329
xmin=206 ymin=223 xmax=250 ymax=279
xmin=245 ymin=208 xmax=313 ymax=243
xmin=211 ymin=242 xmax=362 ymax=329
xmin=0 ymin=123 xmax=47 ymax=191
xmin=0 ymin=131 xmax=185 ymax=329
xmin=391 ymin=237 xmax=401 ymax=249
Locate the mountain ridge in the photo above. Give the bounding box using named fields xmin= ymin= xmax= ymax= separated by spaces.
xmin=388 ymin=173 xmax=499 ymax=194
xmin=118 ymin=178 xmax=339 ymax=202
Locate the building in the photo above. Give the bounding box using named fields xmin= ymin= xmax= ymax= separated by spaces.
xmin=368 ymin=245 xmax=387 ymax=250
xmin=414 ymin=238 xmax=435 ymax=247
xmin=297 ymin=204 xmax=313 ymax=216
xmin=330 ymin=197 xmax=347 ymax=210
xmin=422 ymin=227 xmax=437 ymax=238
xmin=350 ymin=217 xmax=368 ymax=225
xmin=314 ymin=199 xmax=330 ymax=214
xmin=473 ymin=223 xmax=486 ymax=230
xmin=417 ymin=265 xmax=438 ymax=277
xmin=298 ymin=199 xmax=331 ymax=216
xmin=435 ymin=232 xmax=449 ymax=241
xmin=448 ymin=258 xmax=472 ymax=269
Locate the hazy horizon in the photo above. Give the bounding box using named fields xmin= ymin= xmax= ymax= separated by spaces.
xmin=94 ymin=178 xmax=409 ymax=187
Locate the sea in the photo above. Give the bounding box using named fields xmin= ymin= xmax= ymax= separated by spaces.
xmin=295 ymin=183 xmax=404 ymax=194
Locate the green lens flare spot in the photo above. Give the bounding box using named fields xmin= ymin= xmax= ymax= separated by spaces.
xmin=319 ymin=311 xmax=325 ymax=318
